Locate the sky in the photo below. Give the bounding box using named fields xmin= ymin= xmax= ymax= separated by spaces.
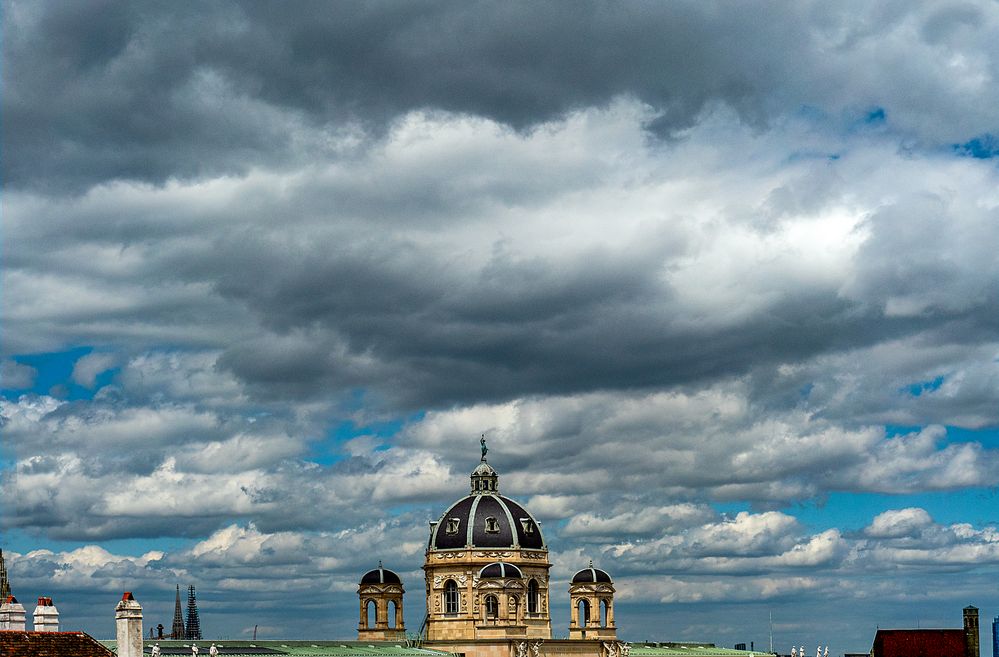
xmin=2 ymin=0 xmax=999 ymax=651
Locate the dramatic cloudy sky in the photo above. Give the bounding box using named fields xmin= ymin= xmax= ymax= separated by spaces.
xmin=3 ymin=0 xmax=999 ymax=650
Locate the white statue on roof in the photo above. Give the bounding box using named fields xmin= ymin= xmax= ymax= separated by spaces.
xmin=151 ymin=645 xmax=161 ymax=657
xmin=210 ymin=643 xmax=219 ymax=656
xmin=791 ymin=647 xmax=797 ymax=657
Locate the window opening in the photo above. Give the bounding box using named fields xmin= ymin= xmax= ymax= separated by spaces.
xmin=445 ymin=518 xmax=460 ymax=534
xmin=484 ymin=517 xmax=500 ymax=533
xmin=485 ymin=595 xmax=499 ymax=620
xmin=527 ymin=579 xmax=539 ymax=614
xmin=444 ymin=580 xmax=459 ymax=614
xmin=520 ymin=518 xmax=534 ymax=534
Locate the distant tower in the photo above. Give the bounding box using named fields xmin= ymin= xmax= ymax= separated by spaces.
xmin=0 ymin=549 xmax=10 ymax=599
xmin=965 ymin=606 xmax=980 ymax=657
xmin=171 ymin=585 xmax=185 ymax=639
xmin=568 ymin=561 xmax=616 ymax=640
xmin=357 ymin=562 xmax=406 ymax=641
xmin=991 ymin=615 xmax=997 ymax=657
xmin=185 ymin=585 xmax=202 ymax=640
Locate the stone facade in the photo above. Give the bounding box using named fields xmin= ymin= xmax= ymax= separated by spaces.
xmin=423 ymin=549 xmax=552 ymax=641
xmin=568 ymin=580 xmax=616 ymax=640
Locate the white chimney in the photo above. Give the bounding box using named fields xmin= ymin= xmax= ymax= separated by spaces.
xmin=0 ymin=595 xmax=27 ymax=630
xmin=33 ymin=596 xmax=59 ymax=631
xmin=115 ymin=591 xmax=144 ymax=657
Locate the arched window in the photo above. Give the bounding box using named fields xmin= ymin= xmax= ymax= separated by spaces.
xmin=485 ymin=595 xmax=499 ymax=620
xmin=600 ymin=599 xmax=609 ymax=627
xmin=389 ymin=600 xmax=398 ymax=628
xmin=444 ymin=579 xmax=459 ymax=614
xmin=527 ymin=579 xmax=539 ymax=614
xmin=366 ymin=599 xmax=376 ymax=628
xmin=578 ymin=598 xmax=590 ymax=626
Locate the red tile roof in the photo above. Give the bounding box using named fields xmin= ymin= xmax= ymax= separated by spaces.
xmin=872 ymin=629 xmax=966 ymax=657
xmin=0 ymin=630 xmax=114 ymax=657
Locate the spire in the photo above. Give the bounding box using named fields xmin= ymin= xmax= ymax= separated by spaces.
xmin=171 ymin=585 xmax=185 ymax=639
xmin=0 ymin=549 xmax=10 ymax=600
xmin=185 ymin=585 xmax=202 ymax=640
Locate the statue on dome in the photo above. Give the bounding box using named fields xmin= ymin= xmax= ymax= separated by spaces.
xmin=480 ymin=435 xmax=488 ymax=462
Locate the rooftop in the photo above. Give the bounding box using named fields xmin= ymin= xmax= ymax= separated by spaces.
xmin=100 ymin=640 xmax=453 ymax=656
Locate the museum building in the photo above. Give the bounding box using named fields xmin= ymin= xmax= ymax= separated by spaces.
xmin=358 ymin=452 xmax=624 ymax=657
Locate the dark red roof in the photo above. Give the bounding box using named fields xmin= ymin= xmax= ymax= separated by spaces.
xmin=872 ymin=629 xmax=966 ymax=657
xmin=0 ymin=630 xmax=114 ymax=657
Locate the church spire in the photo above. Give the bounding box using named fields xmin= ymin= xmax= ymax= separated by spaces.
xmin=185 ymin=585 xmax=202 ymax=640
xmin=0 ymin=549 xmax=10 ymax=599
xmin=171 ymin=585 xmax=185 ymax=639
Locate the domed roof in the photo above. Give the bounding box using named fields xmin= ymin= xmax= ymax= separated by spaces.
xmin=478 ymin=562 xmax=523 ymax=579
xmin=430 ymin=493 xmax=545 ymax=550
xmin=360 ymin=562 xmax=402 ymax=585
xmin=430 ymin=458 xmax=545 ymax=551
xmin=572 ymin=561 xmax=612 ymax=583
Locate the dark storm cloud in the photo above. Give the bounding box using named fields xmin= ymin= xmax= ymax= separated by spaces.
xmin=6 ymin=0 xmax=999 ymax=191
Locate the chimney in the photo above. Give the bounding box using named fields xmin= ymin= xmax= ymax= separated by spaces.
xmin=115 ymin=591 xmax=144 ymax=657
xmin=964 ymin=606 xmax=980 ymax=657
xmin=0 ymin=595 xmax=27 ymax=630
xmin=33 ymin=596 xmax=59 ymax=632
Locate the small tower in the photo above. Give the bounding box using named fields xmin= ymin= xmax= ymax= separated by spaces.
xmin=171 ymin=585 xmax=185 ymax=639
xmin=0 ymin=595 xmax=27 ymax=630
xmin=358 ymin=563 xmax=405 ymax=640
xmin=568 ymin=561 xmax=615 ymax=640
xmin=32 ymin=596 xmax=59 ymax=632
xmin=964 ymin=606 xmax=980 ymax=657
xmin=115 ymin=592 xmax=143 ymax=657
xmin=185 ymin=585 xmax=202 ymax=640
xmin=0 ymin=549 xmax=11 ymax=599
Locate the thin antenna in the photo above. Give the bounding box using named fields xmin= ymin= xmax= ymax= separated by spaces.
xmin=769 ymin=610 xmax=774 ymax=654
xmin=253 ymin=624 xmax=258 ymax=640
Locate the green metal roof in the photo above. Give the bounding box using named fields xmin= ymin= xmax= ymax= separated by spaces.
xmin=100 ymin=639 xmax=455 ymax=656
xmin=631 ymin=646 xmax=772 ymax=657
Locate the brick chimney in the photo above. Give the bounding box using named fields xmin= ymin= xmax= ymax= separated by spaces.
xmin=32 ymin=596 xmax=59 ymax=632
xmin=964 ymin=605 xmax=980 ymax=657
xmin=115 ymin=591 xmax=144 ymax=657
xmin=0 ymin=595 xmax=27 ymax=630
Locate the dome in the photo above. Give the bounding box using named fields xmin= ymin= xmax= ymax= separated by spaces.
xmin=360 ymin=563 xmax=402 ymax=585
xmin=478 ymin=562 xmax=523 ymax=579
xmin=571 ymin=563 xmax=612 ymax=583
xmin=430 ymin=493 xmax=545 ymax=550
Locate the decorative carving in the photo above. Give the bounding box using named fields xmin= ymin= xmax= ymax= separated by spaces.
xmin=522 ymin=551 xmax=547 ymax=560
xmin=433 ymin=573 xmax=468 ymax=588
xmin=436 ymin=552 xmax=466 ymax=560
xmin=531 ymin=641 xmax=543 ymax=657
xmin=474 ymin=551 xmax=512 ymax=558
xmin=516 ymin=642 xmax=529 ymax=657
xmin=603 ymin=642 xmax=618 ymax=657
xmin=620 ymin=643 xmax=631 ymax=657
